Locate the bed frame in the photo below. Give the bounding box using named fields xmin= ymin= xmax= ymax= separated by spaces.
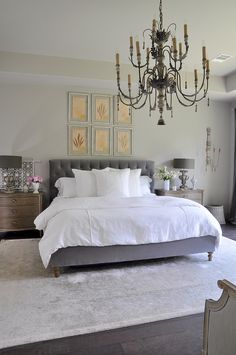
xmin=48 ymin=159 xmax=216 ymax=277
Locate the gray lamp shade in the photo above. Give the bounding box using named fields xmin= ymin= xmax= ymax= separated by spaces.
xmin=173 ymin=158 xmax=195 ymax=169
xmin=0 ymin=155 xmax=22 ymax=169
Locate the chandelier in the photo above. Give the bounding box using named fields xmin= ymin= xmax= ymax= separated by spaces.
xmin=115 ymin=0 xmax=210 ymax=125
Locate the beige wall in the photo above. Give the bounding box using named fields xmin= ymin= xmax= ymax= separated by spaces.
xmin=0 ymin=49 xmax=232 ymax=213
xmin=0 ymin=77 xmax=232 ymax=213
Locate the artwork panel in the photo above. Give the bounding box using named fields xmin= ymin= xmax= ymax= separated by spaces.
xmin=68 ymin=93 xmax=90 ymax=123
xmin=68 ymin=125 xmax=90 ymax=156
xmin=92 ymin=127 xmax=112 ymax=156
xmin=114 ymin=128 xmax=133 ymax=156
xmin=92 ymin=95 xmax=113 ymax=124
xmin=116 ymin=100 xmax=132 ymax=124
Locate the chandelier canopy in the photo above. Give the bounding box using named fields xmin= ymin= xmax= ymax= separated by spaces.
xmin=115 ymin=0 xmax=210 ymax=125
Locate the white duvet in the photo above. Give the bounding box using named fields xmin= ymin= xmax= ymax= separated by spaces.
xmin=35 ymin=195 xmax=222 ymax=268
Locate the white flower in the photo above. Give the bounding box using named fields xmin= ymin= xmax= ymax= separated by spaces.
xmin=155 ymin=166 xmax=177 ymax=181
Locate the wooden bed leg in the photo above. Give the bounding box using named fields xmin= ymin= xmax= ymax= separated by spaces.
xmin=208 ymin=252 xmax=213 ymax=261
xmin=52 ymin=266 xmax=60 ymax=278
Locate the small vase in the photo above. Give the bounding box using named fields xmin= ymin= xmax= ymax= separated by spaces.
xmin=32 ymin=182 xmax=40 ymax=193
xmin=163 ymin=180 xmax=170 ymax=191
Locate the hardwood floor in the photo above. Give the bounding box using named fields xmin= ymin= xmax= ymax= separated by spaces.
xmin=0 ymin=314 xmax=204 ymax=355
xmin=0 ymin=224 xmax=235 ymax=355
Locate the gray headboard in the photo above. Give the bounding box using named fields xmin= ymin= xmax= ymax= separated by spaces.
xmin=49 ymin=159 xmax=155 ymax=201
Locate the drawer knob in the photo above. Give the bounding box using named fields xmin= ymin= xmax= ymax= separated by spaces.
xmin=11 ymin=199 xmax=17 ymax=203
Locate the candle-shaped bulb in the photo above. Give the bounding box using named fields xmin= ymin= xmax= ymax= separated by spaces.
xmin=130 ymin=36 xmax=133 ymax=49
xmin=179 ymin=42 xmax=182 ymax=57
xmin=146 ymin=47 xmax=150 ymax=57
xmin=194 ymin=69 xmax=198 ymax=82
xmin=136 ymin=41 xmax=140 ymax=55
xmin=206 ymin=59 xmax=210 ymax=72
xmin=202 ymin=46 xmax=206 ymax=61
xmin=172 ymin=37 xmax=177 ymax=55
xmin=184 ymin=24 xmax=188 ymax=37
xmin=116 ymin=53 xmax=120 ymax=65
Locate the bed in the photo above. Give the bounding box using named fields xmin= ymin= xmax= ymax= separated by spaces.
xmin=36 ymin=159 xmax=221 ymax=277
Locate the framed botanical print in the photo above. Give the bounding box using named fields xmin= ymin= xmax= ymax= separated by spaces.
xmin=68 ymin=92 xmax=90 ymax=123
xmin=92 ymin=94 xmax=113 ymax=124
xmin=92 ymin=126 xmax=112 ymax=156
xmin=68 ymin=125 xmax=90 ymax=156
xmin=114 ymin=97 xmax=132 ymax=125
xmin=114 ymin=127 xmax=133 ymax=156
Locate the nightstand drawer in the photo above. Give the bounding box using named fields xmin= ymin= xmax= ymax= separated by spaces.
xmin=0 ymin=217 xmax=36 ymax=230
xmin=0 ymin=205 xmax=39 ymax=218
xmin=155 ymin=189 xmax=204 ymax=205
xmin=0 ymin=192 xmax=42 ymax=232
xmin=182 ymin=192 xmax=202 ymax=200
xmin=0 ymin=196 xmax=39 ymax=207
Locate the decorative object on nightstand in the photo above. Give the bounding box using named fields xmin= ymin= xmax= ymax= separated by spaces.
xmin=155 ymin=189 xmax=204 ymax=205
xmin=173 ymin=158 xmax=195 ymax=189
xmin=0 ymin=155 xmax=22 ymax=193
xmin=27 ymin=176 xmax=43 ymax=194
xmin=0 ymin=192 xmax=43 ymax=232
xmin=190 ymin=176 xmax=197 ymax=190
xmin=155 ymin=166 xmax=176 ymax=191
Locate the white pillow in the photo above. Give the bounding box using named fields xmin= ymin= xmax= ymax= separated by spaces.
xmin=92 ymin=169 xmax=130 ymax=197
xmin=55 ymin=177 xmax=76 ymax=197
xmin=105 ymin=167 xmax=142 ymax=197
xmin=72 ymin=169 xmax=97 ymax=197
xmin=140 ymin=175 xmax=152 ymax=195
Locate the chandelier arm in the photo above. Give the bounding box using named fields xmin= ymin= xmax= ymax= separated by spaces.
xmin=119 ymin=91 xmax=147 ymax=108
xmin=166 ymin=23 xmax=176 ymax=33
xmin=175 ymin=73 xmax=209 ymax=105
xmin=175 ymin=72 xmax=199 ymax=105
xmin=175 ymin=89 xmax=197 ymax=107
xmin=117 ymin=83 xmax=143 ymax=101
xmin=175 ymin=69 xmax=208 ymax=99
xmin=129 ymin=56 xmax=148 ymax=70
xmin=124 ymin=93 xmax=149 ymax=110
xmin=163 ymin=48 xmax=182 ymax=72
xmin=142 ymin=28 xmax=152 ymax=45
xmin=176 ymin=88 xmax=208 ymax=106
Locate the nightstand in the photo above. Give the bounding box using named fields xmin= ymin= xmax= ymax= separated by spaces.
xmin=155 ymin=189 xmax=204 ymax=205
xmin=0 ymin=192 xmax=42 ymax=232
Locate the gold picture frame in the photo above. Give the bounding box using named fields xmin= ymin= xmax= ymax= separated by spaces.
xmin=114 ymin=127 xmax=133 ymax=156
xmin=92 ymin=126 xmax=112 ymax=156
xmin=114 ymin=97 xmax=132 ymax=125
xmin=68 ymin=92 xmax=90 ymax=123
xmin=68 ymin=125 xmax=90 ymax=156
xmin=92 ymin=94 xmax=113 ymax=124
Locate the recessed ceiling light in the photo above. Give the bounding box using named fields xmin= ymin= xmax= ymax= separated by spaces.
xmin=212 ymin=54 xmax=233 ymax=63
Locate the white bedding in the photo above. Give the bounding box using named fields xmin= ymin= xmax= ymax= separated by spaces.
xmin=35 ymin=195 xmax=222 ymax=268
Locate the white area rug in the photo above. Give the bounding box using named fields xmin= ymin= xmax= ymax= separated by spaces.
xmin=0 ymin=237 xmax=236 ymax=349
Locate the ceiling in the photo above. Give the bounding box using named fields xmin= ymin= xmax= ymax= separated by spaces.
xmin=0 ymin=0 xmax=236 ymax=77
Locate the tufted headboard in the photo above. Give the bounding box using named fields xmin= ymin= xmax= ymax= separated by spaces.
xmin=49 ymin=159 xmax=155 ymax=201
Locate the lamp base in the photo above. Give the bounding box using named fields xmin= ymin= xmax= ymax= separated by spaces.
xmin=3 ymin=175 xmax=18 ymax=193
xmin=179 ymin=170 xmax=189 ymax=190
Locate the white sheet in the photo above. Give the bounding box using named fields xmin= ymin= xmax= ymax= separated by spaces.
xmin=35 ymin=195 xmax=222 ymax=268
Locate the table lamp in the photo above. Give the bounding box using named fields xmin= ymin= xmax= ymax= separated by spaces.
xmin=173 ymin=158 xmax=195 ymax=190
xmin=0 ymin=155 xmax=22 ymax=193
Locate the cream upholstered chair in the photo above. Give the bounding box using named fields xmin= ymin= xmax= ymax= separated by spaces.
xmin=202 ymin=279 xmax=236 ymax=355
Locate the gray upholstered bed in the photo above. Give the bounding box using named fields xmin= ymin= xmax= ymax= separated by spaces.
xmin=48 ymin=158 xmax=217 ymax=277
